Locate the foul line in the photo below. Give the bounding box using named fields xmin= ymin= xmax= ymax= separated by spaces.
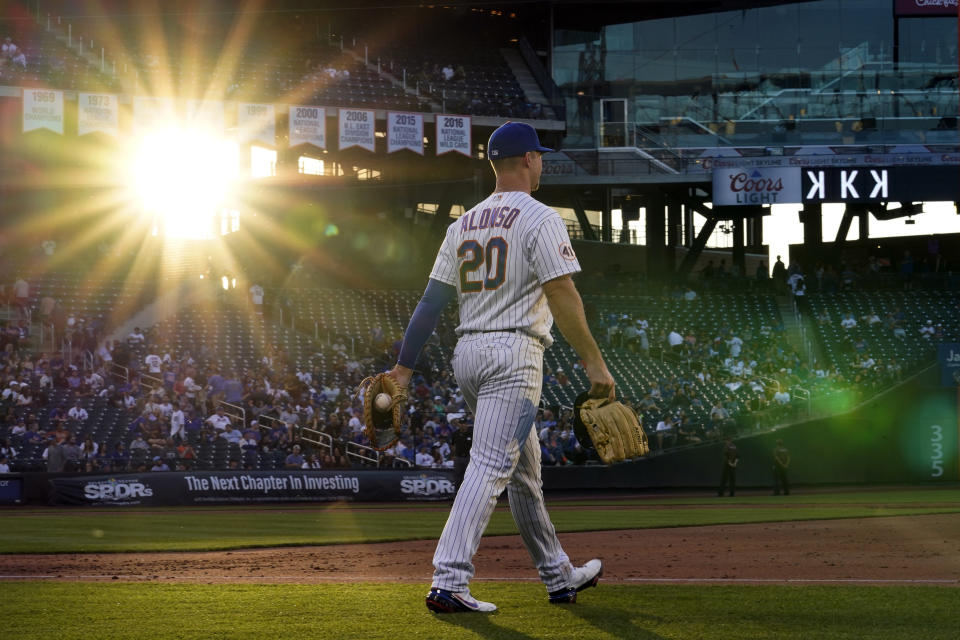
xmin=0 ymin=575 xmax=956 ymax=585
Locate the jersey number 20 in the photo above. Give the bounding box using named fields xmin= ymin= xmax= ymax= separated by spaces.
xmin=458 ymin=238 xmax=508 ymax=292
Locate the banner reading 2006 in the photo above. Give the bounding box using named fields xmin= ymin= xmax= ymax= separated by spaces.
xmin=339 ymin=108 xmax=375 ymax=152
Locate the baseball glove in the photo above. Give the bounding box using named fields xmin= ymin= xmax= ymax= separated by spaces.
xmin=356 ymin=373 xmax=407 ymax=451
xmin=573 ymin=393 xmax=649 ymax=464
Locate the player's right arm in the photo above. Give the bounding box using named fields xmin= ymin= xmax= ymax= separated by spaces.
xmin=542 ymin=275 xmax=614 ymax=399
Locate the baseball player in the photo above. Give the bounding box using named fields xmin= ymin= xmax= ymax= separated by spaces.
xmin=386 ymin=121 xmax=614 ymax=613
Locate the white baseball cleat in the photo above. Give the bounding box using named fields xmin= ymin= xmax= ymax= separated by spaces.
xmin=548 ymin=558 xmax=603 ymax=604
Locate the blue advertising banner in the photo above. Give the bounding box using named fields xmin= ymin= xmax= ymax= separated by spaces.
xmin=938 ymin=343 xmax=960 ymax=387
xmin=49 ymin=469 xmax=456 ymax=506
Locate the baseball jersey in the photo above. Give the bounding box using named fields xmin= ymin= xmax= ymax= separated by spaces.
xmin=430 ymin=191 xmax=580 ymax=345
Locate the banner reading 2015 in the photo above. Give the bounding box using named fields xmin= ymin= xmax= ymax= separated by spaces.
xmin=387 ymin=112 xmax=423 ymax=154
xmin=23 ymin=89 xmax=63 ymax=134
xmin=339 ymin=108 xmax=375 ymax=152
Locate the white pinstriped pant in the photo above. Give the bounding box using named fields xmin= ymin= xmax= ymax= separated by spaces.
xmin=431 ymin=331 xmax=574 ymax=593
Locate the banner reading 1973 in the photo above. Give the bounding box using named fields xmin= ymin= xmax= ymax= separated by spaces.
xmin=77 ymin=93 xmax=118 ymax=137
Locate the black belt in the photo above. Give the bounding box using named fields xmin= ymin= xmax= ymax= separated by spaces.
xmin=464 ymin=329 xmax=546 ymax=346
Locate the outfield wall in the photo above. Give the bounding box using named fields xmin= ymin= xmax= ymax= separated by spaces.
xmin=544 ymin=367 xmax=960 ymax=490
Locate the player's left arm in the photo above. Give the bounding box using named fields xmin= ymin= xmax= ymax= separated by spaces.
xmin=389 ymin=277 xmax=457 ymax=387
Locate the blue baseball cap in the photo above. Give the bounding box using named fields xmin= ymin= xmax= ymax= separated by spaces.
xmin=488 ymin=122 xmax=553 ymax=160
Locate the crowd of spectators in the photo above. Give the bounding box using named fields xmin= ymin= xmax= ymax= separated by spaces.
xmin=2 ymin=252 xmax=957 ymax=475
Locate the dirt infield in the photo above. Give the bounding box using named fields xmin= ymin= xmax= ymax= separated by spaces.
xmin=2 ymin=513 xmax=958 ymax=586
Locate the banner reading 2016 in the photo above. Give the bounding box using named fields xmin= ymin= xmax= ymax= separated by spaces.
xmin=339 ymin=108 xmax=375 ymax=152
xmin=436 ymin=114 xmax=471 ymax=157
xmin=78 ymin=93 xmax=118 ymax=137
xmin=387 ymin=112 xmax=423 ymax=154
xmin=23 ymin=89 xmax=63 ymax=134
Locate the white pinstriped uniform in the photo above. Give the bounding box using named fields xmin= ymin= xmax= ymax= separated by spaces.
xmin=428 ymin=190 xmax=581 ymax=593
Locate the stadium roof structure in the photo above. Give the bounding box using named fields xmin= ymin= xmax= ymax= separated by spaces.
xmin=39 ymin=0 xmax=817 ymax=30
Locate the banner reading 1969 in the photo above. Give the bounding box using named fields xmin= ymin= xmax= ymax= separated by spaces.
xmin=22 ymin=88 xmax=63 ymax=134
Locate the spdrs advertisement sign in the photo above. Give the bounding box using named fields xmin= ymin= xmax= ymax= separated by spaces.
xmin=50 ymin=470 xmax=456 ymax=505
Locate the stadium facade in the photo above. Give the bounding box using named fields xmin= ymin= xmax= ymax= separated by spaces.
xmin=536 ymin=0 xmax=960 ymax=279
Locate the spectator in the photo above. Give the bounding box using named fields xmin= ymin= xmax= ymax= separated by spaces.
xmin=415 ymin=445 xmax=434 ymax=467
xmin=654 ymin=416 xmax=676 ymax=450
xmin=206 ymin=407 xmax=231 ymax=431
xmin=284 ymin=444 xmax=305 ymax=469
xmin=43 ymin=438 xmax=66 ymax=472
xmin=79 ymin=435 xmax=98 ymax=461
xmin=67 ymin=401 xmax=88 ymax=422
xmin=150 ymin=456 xmax=170 ymax=471
xmin=107 ymin=442 xmax=127 ymax=470
xmin=219 ymin=423 xmax=242 ymax=444
xmin=302 ymin=453 xmax=322 ymax=469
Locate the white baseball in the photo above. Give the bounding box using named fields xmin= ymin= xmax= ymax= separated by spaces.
xmin=374 ymin=393 xmax=392 ymax=411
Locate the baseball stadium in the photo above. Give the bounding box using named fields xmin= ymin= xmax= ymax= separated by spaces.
xmin=1 ymin=0 xmax=959 ymax=638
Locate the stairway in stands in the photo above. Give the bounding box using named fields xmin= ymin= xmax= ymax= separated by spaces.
xmin=499 ymin=48 xmax=555 ymax=119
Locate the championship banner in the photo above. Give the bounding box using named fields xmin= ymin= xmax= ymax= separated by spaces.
xmin=237 ymin=102 xmax=276 ymax=146
xmin=186 ymin=99 xmax=225 ymax=134
xmin=77 ymin=93 xmax=118 ymax=137
xmin=712 ymin=166 xmax=800 ymax=205
xmin=338 ymin=108 xmax=375 ymax=152
xmin=49 ymin=469 xmax=456 ymax=505
xmin=22 ymin=88 xmax=63 ymax=134
xmin=387 ymin=111 xmax=424 ymax=154
xmin=289 ymin=105 xmax=326 ymax=148
xmin=133 ymin=96 xmax=176 ymax=135
xmin=436 ymin=114 xmax=471 ymax=156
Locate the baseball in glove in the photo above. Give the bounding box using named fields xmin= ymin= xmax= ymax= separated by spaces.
xmin=356 ymin=373 xmax=408 ymax=451
xmin=573 ymin=392 xmax=649 ymax=464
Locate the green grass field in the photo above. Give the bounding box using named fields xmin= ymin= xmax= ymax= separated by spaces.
xmin=3 ymin=487 xmax=959 ymax=639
